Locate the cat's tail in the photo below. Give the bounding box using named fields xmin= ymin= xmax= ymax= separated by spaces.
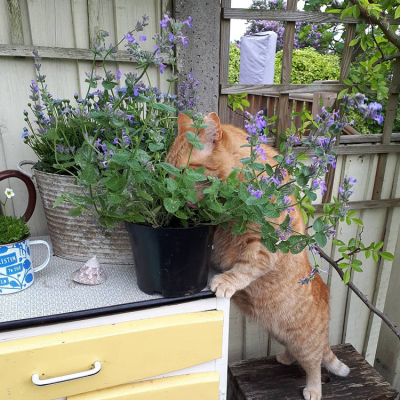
xmin=322 ymin=346 xmax=350 ymax=377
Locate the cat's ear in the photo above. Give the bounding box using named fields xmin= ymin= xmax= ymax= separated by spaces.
xmin=177 ymin=113 xmax=194 ymax=136
xmin=204 ymin=112 xmax=223 ymax=142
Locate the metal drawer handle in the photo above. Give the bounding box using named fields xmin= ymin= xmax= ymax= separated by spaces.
xmin=32 ymin=361 xmax=101 ymax=386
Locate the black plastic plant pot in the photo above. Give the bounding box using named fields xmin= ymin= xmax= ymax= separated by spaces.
xmin=125 ymin=222 xmax=215 ymax=298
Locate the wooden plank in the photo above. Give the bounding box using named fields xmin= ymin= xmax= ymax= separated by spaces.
xmin=342 ymin=155 xmax=383 ymax=354
xmin=0 ymin=43 xmax=149 ymax=62
xmin=340 ymin=133 xmax=400 ymax=143
xmin=293 ymin=144 xmax=400 ymax=155
xmin=222 ymin=8 xmax=362 ymax=24
xmin=243 ymin=318 xmax=268 ymax=360
xmin=218 ymin=0 xmax=231 ymax=123
xmin=228 ymin=303 xmax=245 ymax=363
xmin=222 ymin=83 xmax=349 ymax=95
xmin=364 ymin=157 xmax=400 ymax=364
xmin=313 ymin=198 xmax=400 ymax=213
xmin=228 ymin=344 xmax=399 ymax=400
xmin=327 ymin=154 xmax=370 ymax=345
xmin=324 ymin=24 xmax=356 ymax=203
xmin=372 ymin=59 xmax=400 ymax=200
xmin=276 ymin=0 xmax=296 ymax=148
xmin=6 ymin=0 xmax=24 ymax=45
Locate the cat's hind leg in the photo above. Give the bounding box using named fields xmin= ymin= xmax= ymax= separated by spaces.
xmin=298 ymin=358 xmax=322 ymax=400
xmin=276 ymin=349 xmax=297 ymax=366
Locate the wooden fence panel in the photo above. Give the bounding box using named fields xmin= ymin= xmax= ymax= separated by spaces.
xmin=0 ymin=0 xmax=170 ymax=235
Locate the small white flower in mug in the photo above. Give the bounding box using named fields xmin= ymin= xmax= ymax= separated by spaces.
xmin=5 ymin=188 xmax=15 ymax=198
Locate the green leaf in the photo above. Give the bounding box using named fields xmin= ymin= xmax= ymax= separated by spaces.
xmin=314 ymin=232 xmax=327 ymax=247
xmin=313 ymin=218 xmax=324 ymax=232
xmin=137 ymin=188 xmax=153 ymax=201
xmin=349 ymin=38 xmax=360 ymax=47
xmin=186 ymin=172 xmax=207 ymax=182
xmin=102 ymin=81 xmax=117 ymax=90
xmin=166 ymin=178 xmax=178 ymax=192
xmin=338 ymin=263 xmax=348 ymax=269
xmin=300 ymin=208 xmax=309 ymax=224
xmin=262 ymin=236 xmax=277 ymax=253
xmin=175 ymin=210 xmax=188 ymax=219
xmin=159 ymin=162 xmax=181 ymax=176
xmin=343 ymin=269 xmax=351 ymax=285
xmin=68 ymin=207 xmax=83 ymax=217
xmin=231 ymin=219 xmax=248 ymax=235
xmin=395 ymin=6 xmax=400 ymax=19
xmin=374 ymin=241 xmax=384 ymax=251
xmin=352 ymin=259 xmax=362 ymax=266
xmin=365 ymin=250 xmax=371 ymax=259
xmin=79 ymin=164 xmax=98 ymax=185
xmin=333 ymin=239 xmax=345 ymax=246
xmin=149 ymin=102 xmax=176 ymax=113
xmin=164 ymin=198 xmax=180 ymax=213
xmin=111 ymin=151 xmax=131 ymax=165
xmin=351 ymin=218 xmax=364 ymax=226
xmin=379 ymin=252 xmax=395 ymax=261
xmin=246 ymin=196 xmax=271 ymax=206
xmin=102 ymin=174 xmax=127 ymax=191
xmin=351 ymin=264 xmax=363 ymax=273
xmin=53 ymin=195 xmax=66 ymax=208
xmin=372 ymin=252 xmax=379 ymax=262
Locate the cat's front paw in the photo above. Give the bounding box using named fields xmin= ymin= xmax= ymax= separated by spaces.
xmin=210 ymin=274 xmax=236 ymax=298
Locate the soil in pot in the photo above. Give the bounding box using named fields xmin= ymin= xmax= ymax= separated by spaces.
xmin=125 ymin=222 xmax=215 ymax=297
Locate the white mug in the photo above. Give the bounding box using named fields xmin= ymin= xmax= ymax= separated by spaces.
xmin=0 ymin=236 xmax=50 ymax=295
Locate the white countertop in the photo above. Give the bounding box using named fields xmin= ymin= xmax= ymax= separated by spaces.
xmin=0 ymin=236 xmax=213 ymax=326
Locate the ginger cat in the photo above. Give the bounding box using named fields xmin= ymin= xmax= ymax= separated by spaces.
xmin=166 ymin=112 xmax=349 ymax=400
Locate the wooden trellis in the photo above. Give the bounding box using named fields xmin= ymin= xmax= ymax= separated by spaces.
xmin=218 ymin=0 xmax=400 ymax=370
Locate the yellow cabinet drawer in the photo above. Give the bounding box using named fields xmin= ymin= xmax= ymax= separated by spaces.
xmin=68 ymin=372 xmax=220 ymax=400
xmin=0 ymin=311 xmax=223 ymax=400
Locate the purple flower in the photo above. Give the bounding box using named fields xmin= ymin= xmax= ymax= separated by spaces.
xmin=255 ymin=145 xmax=267 ymax=161
xmin=125 ymin=33 xmax=135 ymax=43
xmin=181 ymin=36 xmax=188 ymax=46
xmin=21 ymin=131 xmax=29 ymax=138
xmin=309 ymin=244 xmax=319 ymax=255
xmin=113 ymin=138 xmax=119 ymax=144
xmin=169 ymin=33 xmax=174 ymax=43
xmin=184 ymin=16 xmax=193 ymax=28
xmin=125 ymin=138 xmax=130 ymax=145
xmin=116 ymin=69 xmax=122 ymax=80
xmin=159 ymin=14 xmax=171 ymax=29
xmin=312 ymin=179 xmax=327 ymax=196
xmin=139 ymin=35 xmax=146 ymax=41
xmin=248 ymin=184 xmax=263 ymax=198
xmin=159 ymin=63 xmax=166 ymax=74
xmin=101 ymin=161 xmax=107 ymax=169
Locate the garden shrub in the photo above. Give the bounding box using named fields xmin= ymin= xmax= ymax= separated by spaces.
xmin=274 ymin=48 xmax=340 ymax=84
xmin=229 ymin=44 xmax=241 ymax=84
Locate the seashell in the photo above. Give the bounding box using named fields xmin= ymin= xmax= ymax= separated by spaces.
xmin=72 ymin=256 xmax=106 ymax=285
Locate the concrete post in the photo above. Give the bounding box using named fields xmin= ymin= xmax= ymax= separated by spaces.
xmin=173 ymin=0 xmax=220 ymax=113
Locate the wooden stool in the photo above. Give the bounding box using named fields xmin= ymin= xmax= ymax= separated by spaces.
xmin=228 ymin=344 xmax=399 ymax=400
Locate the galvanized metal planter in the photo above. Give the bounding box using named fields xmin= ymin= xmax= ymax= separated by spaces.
xmin=18 ymin=161 xmax=133 ymax=264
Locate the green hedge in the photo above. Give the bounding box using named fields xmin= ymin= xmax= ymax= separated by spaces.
xmin=273 ymin=48 xmax=340 ymax=84
xmin=228 ymin=45 xmax=340 ymax=84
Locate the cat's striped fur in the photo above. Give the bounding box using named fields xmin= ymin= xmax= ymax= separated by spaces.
xmin=166 ymin=113 xmax=349 ymax=400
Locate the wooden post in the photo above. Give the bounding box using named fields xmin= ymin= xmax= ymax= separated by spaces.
xmin=276 ymin=0 xmax=296 ymax=149
xmin=6 ymin=0 xmax=24 ymax=45
xmin=323 ymin=23 xmax=356 ymax=203
xmin=219 ymin=0 xmax=231 ymax=122
xmin=372 ymin=59 xmax=400 ymax=200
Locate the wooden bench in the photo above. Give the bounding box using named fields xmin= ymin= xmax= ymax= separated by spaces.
xmin=228 ymin=344 xmax=398 ymax=400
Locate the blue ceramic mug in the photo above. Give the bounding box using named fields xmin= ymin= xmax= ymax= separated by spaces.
xmin=0 ymin=237 xmax=50 ymax=295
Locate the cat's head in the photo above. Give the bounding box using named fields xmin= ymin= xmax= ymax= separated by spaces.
xmin=166 ymin=112 xmax=232 ymax=180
